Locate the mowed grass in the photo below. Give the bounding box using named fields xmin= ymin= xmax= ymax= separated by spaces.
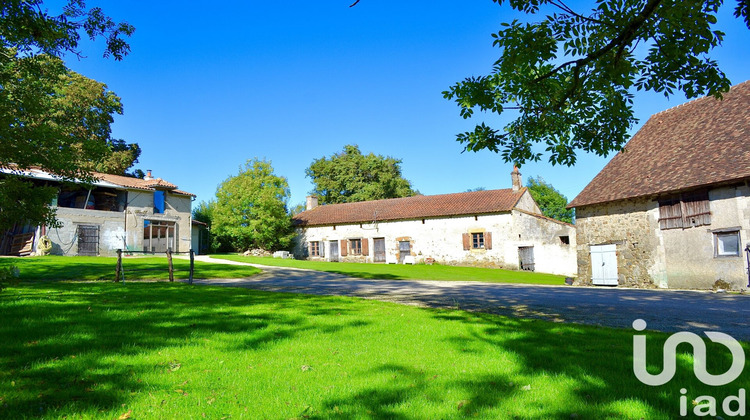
xmin=213 ymin=254 xmax=567 ymax=285
xmin=1 ymin=282 xmax=747 ymax=419
xmin=0 ymin=256 xmax=259 ymax=282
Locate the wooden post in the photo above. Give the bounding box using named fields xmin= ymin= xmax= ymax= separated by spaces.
xmin=115 ymin=249 xmax=122 ymax=282
xmin=189 ymin=248 xmax=194 ymax=285
xmin=167 ymin=248 xmax=174 ymax=282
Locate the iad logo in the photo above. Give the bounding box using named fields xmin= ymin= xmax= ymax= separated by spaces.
xmin=632 ymin=319 xmax=747 ymax=417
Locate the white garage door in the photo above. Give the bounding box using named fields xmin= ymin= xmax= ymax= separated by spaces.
xmin=590 ymin=244 xmax=618 ymax=286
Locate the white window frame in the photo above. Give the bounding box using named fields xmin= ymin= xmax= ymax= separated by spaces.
xmin=713 ymin=229 xmax=741 ymax=257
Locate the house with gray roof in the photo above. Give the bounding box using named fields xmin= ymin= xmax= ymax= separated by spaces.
xmin=293 ymin=168 xmax=577 ymax=276
xmin=569 ymin=81 xmax=750 ymax=290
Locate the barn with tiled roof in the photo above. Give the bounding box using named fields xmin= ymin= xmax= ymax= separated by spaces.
xmin=569 ymin=81 xmax=750 ymax=290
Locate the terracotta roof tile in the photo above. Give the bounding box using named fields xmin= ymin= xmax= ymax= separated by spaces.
xmin=293 ymin=188 xmax=527 ymax=226
xmin=569 ymin=81 xmax=750 ymax=208
xmin=93 ymin=173 xmax=193 ymax=196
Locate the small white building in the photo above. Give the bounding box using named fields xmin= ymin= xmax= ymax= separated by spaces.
xmin=1 ymin=168 xmax=195 ymax=257
xmin=293 ymin=169 xmax=576 ymax=276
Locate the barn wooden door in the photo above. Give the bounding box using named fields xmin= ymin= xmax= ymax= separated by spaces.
xmin=77 ymin=225 xmax=99 ymax=256
xmin=591 ymin=244 xmax=618 ymax=286
xmin=518 ymin=246 xmax=535 ymax=271
xmin=398 ymin=241 xmax=411 ymax=263
xmin=329 ymin=241 xmax=339 ymax=262
xmin=373 ymin=238 xmax=386 ymax=262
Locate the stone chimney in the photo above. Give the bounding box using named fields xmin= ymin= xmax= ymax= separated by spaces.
xmin=511 ymin=166 xmax=522 ymax=192
xmin=306 ymin=195 xmax=319 ymax=211
xmin=145 ymin=170 xmax=153 ymax=180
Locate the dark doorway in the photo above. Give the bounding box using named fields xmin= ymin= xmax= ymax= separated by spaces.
xmin=77 ymin=225 xmax=99 ymax=256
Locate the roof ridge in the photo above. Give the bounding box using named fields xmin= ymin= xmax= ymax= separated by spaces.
xmin=648 ymin=80 xmax=750 ymax=118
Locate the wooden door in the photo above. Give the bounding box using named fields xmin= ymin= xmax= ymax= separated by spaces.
xmin=398 ymin=241 xmax=411 ymax=263
xmin=77 ymin=225 xmax=99 ymax=256
xmin=329 ymin=241 xmax=339 ymax=262
xmin=373 ymin=238 xmax=386 ymax=262
xmin=518 ymin=246 xmax=535 ymax=271
xmin=591 ymin=244 xmax=618 ymax=286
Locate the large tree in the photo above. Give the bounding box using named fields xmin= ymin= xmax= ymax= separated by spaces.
xmin=526 ymin=176 xmax=574 ymax=223
xmin=442 ymin=0 xmax=747 ymax=166
xmin=0 ymin=1 xmax=134 ymax=231
xmin=212 ymin=159 xmax=295 ymax=252
xmin=306 ymin=144 xmax=417 ymax=205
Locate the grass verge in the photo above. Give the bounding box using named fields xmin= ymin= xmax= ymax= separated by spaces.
xmin=0 ymin=256 xmax=260 ymax=282
xmin=212 ymin=254 xmax=567 ymax=285
xmin=1 ymin=282 xmax=746 ymax=419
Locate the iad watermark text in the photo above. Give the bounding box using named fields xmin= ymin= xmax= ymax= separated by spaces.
xmin=632 ymin=319 xmax=746 ymax=417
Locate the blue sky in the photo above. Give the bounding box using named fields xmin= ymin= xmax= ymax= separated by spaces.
xmin=62 ymin=1 xmax=750 ymax=208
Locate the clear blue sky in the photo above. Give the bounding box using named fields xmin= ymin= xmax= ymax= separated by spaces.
xmin=62 ymin=1 xmax=750 ymax=208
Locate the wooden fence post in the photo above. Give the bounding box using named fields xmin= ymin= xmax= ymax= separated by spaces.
xmin=189 ymin=248 xmax=194 ymax=285
xmin=167 ymin=248 xmax=174 ymax=282
xmin=115 ymin=249 xmax=122 ymax=282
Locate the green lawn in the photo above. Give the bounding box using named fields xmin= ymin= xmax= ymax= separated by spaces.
xmin=1 ymin=282 xmax=746 ymax=419
xmin=0 ymin=256 xmax=260 ymax=282
xmin=212 ymin=254 xmax=568 ymax=285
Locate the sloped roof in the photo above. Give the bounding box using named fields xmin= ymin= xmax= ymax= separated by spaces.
xmin=1 ymin=167 xmax=195 ymax=196
xmin=569 ymin=81 xmax=750 ymax=208
xmin=293 ymin=188 xmax=527 ymax=226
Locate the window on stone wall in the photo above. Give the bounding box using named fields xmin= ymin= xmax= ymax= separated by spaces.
xmin=559 ymin=235 xmax=570 ymax=245
xmin=350 ymin=238 xmax=362 ymax=255
xmin=714 ymin=230 xmax=741 ymax=257
xmin=310 ymin=241 xmax=320 ymax=257
xmin=472 ymin=232 xmax=485 ymax=249
xmin=658 ymin=190 xmax=710 ymax=230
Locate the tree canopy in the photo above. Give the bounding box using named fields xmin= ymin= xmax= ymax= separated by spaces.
xmin=306 ymin=144 xmax=418 ymax=205
xmin=0 ymin=1 xmax=134 ymax=232
xmin=526 ymin=176 xmax=574 ymax=223
xmin=443 ymin=0 xmax=748 ymax=166
xmin=212 ymin=159 xmax=295 ymax=252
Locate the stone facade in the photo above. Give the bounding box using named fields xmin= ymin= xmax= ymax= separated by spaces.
xmin=575 ymin=184 xmax=750 ymax=290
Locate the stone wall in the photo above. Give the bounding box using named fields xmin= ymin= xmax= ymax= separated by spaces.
xmin=574 ymin=198 xmax=664 ymax=287
xmin=575 ymin=185 xmax=750 ymax=290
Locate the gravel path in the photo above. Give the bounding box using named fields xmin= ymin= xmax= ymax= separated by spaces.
xmin=188 ymin=256 xmax=750 ymax=340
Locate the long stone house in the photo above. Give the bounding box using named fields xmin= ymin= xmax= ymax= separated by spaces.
xmin=293 ymin=168 xmax=576 ymax=276
xmin=1 ymin=168 xmax=195 ymax=257
xmin=569 ymin=81 xmax=750 ymax=290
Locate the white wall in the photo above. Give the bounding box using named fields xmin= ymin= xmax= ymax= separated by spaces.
xmin=296 ymin=210 xmax=576 ymax=276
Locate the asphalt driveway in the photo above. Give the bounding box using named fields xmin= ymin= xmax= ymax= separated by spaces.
xmin=189 ymin=256 xmax=750 ymax=340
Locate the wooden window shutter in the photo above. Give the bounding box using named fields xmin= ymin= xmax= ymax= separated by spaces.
xmin=362 ymin=238 xmax=369 ymax=256
xmin=485 ymin=232 xmax=492 ymax=250
xmin=462 ymin=233 xmax=470 ymax=250
xmin=340 ymin=239 xmax=347 ymax=256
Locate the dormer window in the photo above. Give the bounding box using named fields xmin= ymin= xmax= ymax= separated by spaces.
xmin=154 ymin=190 xmax=165 ymax=213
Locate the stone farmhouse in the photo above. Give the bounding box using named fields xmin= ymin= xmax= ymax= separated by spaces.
xmin=293 ymin=169 xmax=576 ymax=276
xmin=569 ymin=81 xmax=750 ymax=290
xmin=0 ymin=168 xmax=194 ymax=257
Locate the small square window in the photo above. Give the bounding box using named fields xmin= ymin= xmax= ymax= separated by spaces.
xmin=559 ymin=235 xmax=570 ymax=245
xmin=472 ymin=232 xmax=484 ymax=249
xmin=350 ymin=239 xmax=362 ymax=255
xmin=714 ymin=231 xmax=740 ymax=257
